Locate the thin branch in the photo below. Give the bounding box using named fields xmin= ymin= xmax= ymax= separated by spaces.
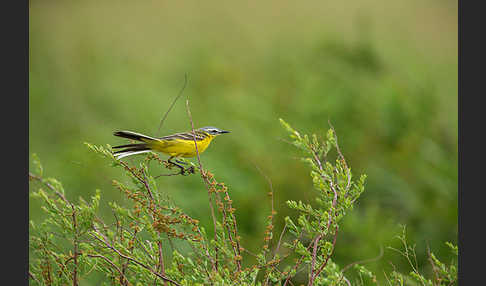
xmin=212 ymin=190 xmax=242 ymax=274
xmin=157 ymin=241 xmax=168 ymax=286
xmin=341 ymin=246 xmax=384 ymax=274
xmin=87 ymin=254 xmax=132 ymax=286
xmin=29 ymin=271 xmax=40 ymax=284
xmin=313 ymin=224 xmax=339 ymax=278
xmin=309 ymin=176 xmax=339 ymax=285
xmin=156 ymin=73 xmax=188 ymax=136
xmin=241 ymin=248 xmax=259 ymax=258
xmin=90 ymin=229 xmax=181 ymax=286
xmin=220 ymin=188 xmax=243 ymax=272
xmin=72 ymin=217 xmax=79 ymax=286
xmin=29 ymin=172 xmax=79 ymax=286
xmin=327 ymin=181 xmax=339 ymax=230
xmin=282 ymin=237 xmax=318 ymax=286
xmin=185 ymin=100 xmax=203 ymax=171
xmin=274 ymin=224 xmax=287 ymax=258
xmin=29 ymin=172 xmax=72 ymax=207
xmin=309 ymin=234 xmax=323 ymax=285
xmin=118 ymin=161 xmax=157 ymax=200
xmin=186 ymin=242 xmax=214 ymax=285
xmin=327 ymin=120 xmax=347 ymax=169
xmin=335 ymin=246 xmax=384 ymax=286
xmin=383 ymin=269 xmax=392 ymax=286
xmin=141 ymin=168 xmax=154 ymax=200
xmin=123 ymin=222 xmax=140 ymax=286
xmin=311 ymin=150 xmax=324 ymax=172
xmin=185 ymin=98 xmax=218 ymax=272
xmin=166 ymin=236 xmax=177 ymax=255
xmin=426 ymin=243 xmax=441 ymax=286
xmin=253 ymin=163 xmax=278 ymax=265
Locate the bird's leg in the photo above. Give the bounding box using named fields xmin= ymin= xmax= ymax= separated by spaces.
xmin=175 ymin=159 xmax=194 ymax=174
xmin=186 ymin=165 xmax=195 ymax=174
xmin=167 ymin=156 xmax=186 ymax=175
xmin=175 ymin=159 xmax=188 ymax=165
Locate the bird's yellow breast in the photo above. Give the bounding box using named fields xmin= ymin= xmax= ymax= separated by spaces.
xmin=149 ymin=135 xmax=214 ymax=158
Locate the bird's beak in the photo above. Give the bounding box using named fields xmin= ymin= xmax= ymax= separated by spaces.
xmin=219 ymin=130 xmax=230 ymax=134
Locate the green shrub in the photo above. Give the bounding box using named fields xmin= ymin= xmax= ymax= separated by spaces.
xmin=29 ymin=120 xmax=456 ymax=285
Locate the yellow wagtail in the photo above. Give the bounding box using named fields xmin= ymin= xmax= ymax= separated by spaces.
xmin=112 ymin=126 xmax=230 ymax=171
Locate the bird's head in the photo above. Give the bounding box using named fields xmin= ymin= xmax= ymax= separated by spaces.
xmin=198 ymin=126 xmax=231 ymax=137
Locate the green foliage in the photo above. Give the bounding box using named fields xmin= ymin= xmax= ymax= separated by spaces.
xmin=29 ymin=121 xmax=457 ymax=285
xmin=384 ymin=226 xmax=457 ymax=286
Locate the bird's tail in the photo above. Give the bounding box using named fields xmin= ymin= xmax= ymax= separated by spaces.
xmin=113 ymin=130 xmax=157 ymax=142
xmin=112 ymin=131 xmax=157 ymax=159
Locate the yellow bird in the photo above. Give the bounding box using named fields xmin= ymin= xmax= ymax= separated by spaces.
xmin=112 ymin=126 xmax=230 ymax=170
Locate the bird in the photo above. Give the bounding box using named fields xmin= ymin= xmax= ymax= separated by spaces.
xmin=112 ymin=126 xmax=230 ymax=173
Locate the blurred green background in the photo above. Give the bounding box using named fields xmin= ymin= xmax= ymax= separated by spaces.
xmin=29 ymin=0 xmax=457 ymax=284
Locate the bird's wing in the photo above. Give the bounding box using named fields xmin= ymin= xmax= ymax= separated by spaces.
xmin=159 ymin=132 xmax=206 ymax=141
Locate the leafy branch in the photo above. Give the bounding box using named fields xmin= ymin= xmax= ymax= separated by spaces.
xmin=29 ymin=119 xmax=457 ymax=286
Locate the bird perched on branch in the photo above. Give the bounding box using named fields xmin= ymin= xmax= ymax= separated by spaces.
xmin=112 ymin=126 xmax=230 ymax=173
